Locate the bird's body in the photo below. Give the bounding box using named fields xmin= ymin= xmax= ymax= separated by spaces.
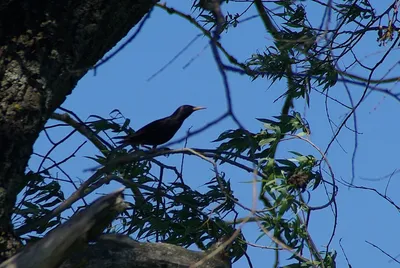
xmin=114 ymin=105 xmax=205 ymax=148
xmin=121 ymin=116 xmax=185 ymax=146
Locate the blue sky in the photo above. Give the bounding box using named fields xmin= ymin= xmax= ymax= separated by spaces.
xmin=28 ymin=1 xmax=400 ymax=267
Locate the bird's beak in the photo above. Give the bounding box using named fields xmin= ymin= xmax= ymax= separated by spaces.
xmin=193 ymin=106 xmax=206 ymax=111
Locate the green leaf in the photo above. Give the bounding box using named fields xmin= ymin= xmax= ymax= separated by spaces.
xmin=312 ymin=172 xmax=322 ymax=190
xmin=259 ymin=137 xmax=275 ymax=147
xmin=278 ymin=197 xmax=293 ymax=216
xmin=276 ymin=159 xmax=297 ymax=168
xmin=22 ymin=201 xmax=39 ymax=210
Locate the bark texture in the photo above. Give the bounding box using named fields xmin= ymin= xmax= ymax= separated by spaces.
xmin=0 ymin=0 xmax=156 ymax=260
xmin=60 ymin=234 xmax=230 ymax=268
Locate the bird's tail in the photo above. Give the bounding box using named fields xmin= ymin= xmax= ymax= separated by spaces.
xmin=112 ymin=135 xmax=128 ymax=145
xmin=112 ymin=136 xmax=131 ymax=150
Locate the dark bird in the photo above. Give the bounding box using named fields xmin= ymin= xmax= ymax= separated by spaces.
xmin=114 ymin=105 xmax=206 ymax=149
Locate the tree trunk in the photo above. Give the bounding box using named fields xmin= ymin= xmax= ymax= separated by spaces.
xmin=0 ymin=0 xmax=156 ymax=260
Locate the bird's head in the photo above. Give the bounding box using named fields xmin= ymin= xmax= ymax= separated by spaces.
xmin=172 ymin=105 xmax=206 ymax=120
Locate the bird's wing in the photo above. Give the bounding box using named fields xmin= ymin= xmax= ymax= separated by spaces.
xmin=113 ymin=117 xmax=171 ymax=145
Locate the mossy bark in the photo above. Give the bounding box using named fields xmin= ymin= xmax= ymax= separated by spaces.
xmin=0 ymin=0 xmax=156 ymax=260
